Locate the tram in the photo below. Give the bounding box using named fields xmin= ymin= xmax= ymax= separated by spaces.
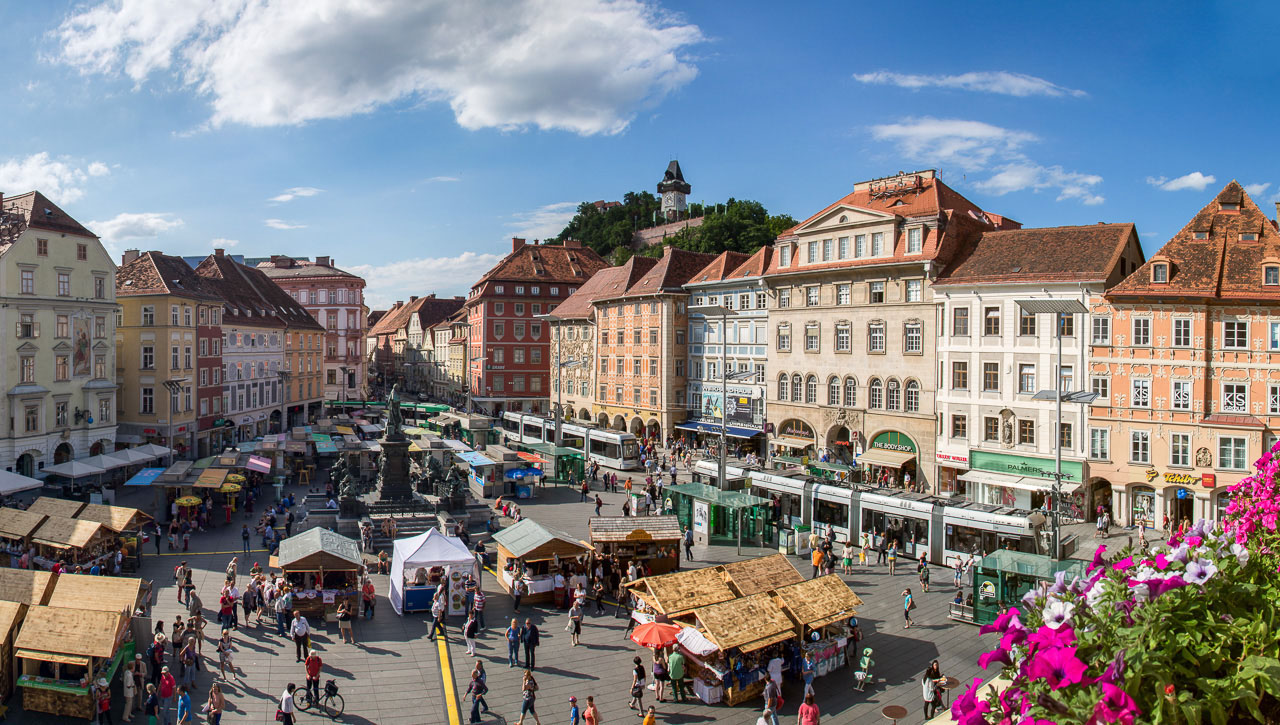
xmin=500 ymin=412 xmax=641 ymax=470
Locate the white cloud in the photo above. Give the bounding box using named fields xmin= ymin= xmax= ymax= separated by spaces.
xmin=88 ymin=211 xmax=184 ymax=241
xmin=211 ymin=237 xmax=239 ymax=248
xmin=976 ymin=164 xmax=1104 ymax=205
xmin=53 ymin=0 xmax=703 ymax=136
xmin=508 ymin=201 xmax=578 ymax=240
xmin=1244 ymin=182 xmax=1271 ymax=197
xmin=1146 ymin=172 xmax=1216 ymax=192
xmin=268 ymin=186 xmax=322 ymax=203
xmin=869 ymin=118 xmax=1037 ymax=171
xmin=349 ymin=250 xmax=505 ymax=308
xmin=869 ymin=117 xmax=1104 ymax=205
xmin=0 ymin=152 xmax=111 ymax=204
xmin=264 ymin=218 xmax=306 ymax=230
xmin=425 ymin=176 xmax=461 ymax=183
xmin=855 ymin=70 xmax=1086 ymax=98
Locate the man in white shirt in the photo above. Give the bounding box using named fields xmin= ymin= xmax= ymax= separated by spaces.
xmin=290 ymin=612 xmax=311 ymax=662
xmin=280 ymin=684 xmax=297 ymax=725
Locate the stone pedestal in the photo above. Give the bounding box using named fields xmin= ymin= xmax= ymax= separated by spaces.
xmin=377 ymin=438 xmax=415 ymax=502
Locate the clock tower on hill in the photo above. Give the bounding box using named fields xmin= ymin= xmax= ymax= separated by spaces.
xmin=657 ymin=160 xmax=691 ymax=222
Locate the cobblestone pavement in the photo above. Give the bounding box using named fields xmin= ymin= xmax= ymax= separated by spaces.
xmin=9 ymin=461 xmax=998 ymax=725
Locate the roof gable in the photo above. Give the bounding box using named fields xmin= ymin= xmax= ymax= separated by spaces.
xmin=687 ymin=251 xmax=751 ymax=284
xmin=2 ymin=191 xmax=97 ymax=239
xmin=620 ymin=247 xmax=717 ymax=297
xmin=472 ymin=242 xmax=610 ymax=289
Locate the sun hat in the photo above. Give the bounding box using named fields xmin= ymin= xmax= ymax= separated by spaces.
xmin=97 ymin=678 xmax=108 ymax=687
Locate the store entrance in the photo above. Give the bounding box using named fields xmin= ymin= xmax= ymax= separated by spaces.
xmin=1168 ymin=487 xmax=1194 ymax=529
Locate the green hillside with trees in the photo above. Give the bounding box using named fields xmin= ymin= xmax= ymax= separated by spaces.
xmin=550 ymin=191 xmax=796 ymax=264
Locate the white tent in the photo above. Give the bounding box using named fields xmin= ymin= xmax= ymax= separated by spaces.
xmin=42 ymin=460 xmax=106 ymax=478
xmin=0 ymin=469 xmax=43 ymax=495
xmin=390 ymin=528 xmax=476 ymax=615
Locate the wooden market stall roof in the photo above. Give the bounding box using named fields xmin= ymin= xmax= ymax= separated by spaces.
xmin=0 ymin=569 xmax=56 ymax=606
xmin=0 ymin=507 xmax=48 ymax=540
xmin=491 ymin=519 xmax=590 ymax=562
xmin=195 ymin=467 xmax=231 ymax=488
xmin=693 ymin=592 xmax=797 ymax=652
xmin=772 ymin=575 xmax=863 ymax=630
xmin=588 ymin=515 xmax=682 ymax=544
xmin=14 ymin=605 xmax=125 ymax=661
xmin=630 ymin=566 xmax=738 ymax=616
xmin=25 ymin=496 xmax=87 ymax=520
xmin=722 ymin=554 xmax=804 ymax=596
xmin=0 ymin=600 xmax=23 ymax=637
xmin=46 ymin=574 xmax=145 ymax=615
xmin=75 ymin=503 xmax=154 ymax=533
xmin=276 ymin=528 xmax=363 ymax=571
xmin=31 ymin=515 xmax=109 ymax=550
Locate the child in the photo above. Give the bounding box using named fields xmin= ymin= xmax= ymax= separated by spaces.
xmin=642 ymin=704 xmax=657 ymax=725
xmin=568 ymin=695 xmax=580 ymax=725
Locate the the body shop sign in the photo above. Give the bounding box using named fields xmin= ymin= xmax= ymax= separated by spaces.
xmin=871 ymin=431 xmax=915 ymax=453
xmin=970 ymin=450 xmax=1082 ymax=482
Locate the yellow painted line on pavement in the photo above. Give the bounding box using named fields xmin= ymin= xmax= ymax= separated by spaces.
xmin=436 ymin=634 xmax=462 ymax=725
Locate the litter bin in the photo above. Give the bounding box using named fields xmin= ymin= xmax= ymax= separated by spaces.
xmin=777 ymin=528 xmax=794 ymax=555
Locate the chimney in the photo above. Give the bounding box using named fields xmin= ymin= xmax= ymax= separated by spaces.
xmin=122 ymin=249 xmax=141 ymax=265
xmin=316 ymin=256 xmax=331 ymax=267
xmin=512 ymin=237 xmax=526 ymax=251
xmin=409 ymin=295 xmax=419 ymax=303
xmin=563 ymin=239 xmax=582 ymax=249
xmin=1274 ymin=202 xmax=1279 ymax=222
xmin=394 ymin=300 xmax=403 ymax=309
xmin=215 ymin=248 xmax=225 ymax=258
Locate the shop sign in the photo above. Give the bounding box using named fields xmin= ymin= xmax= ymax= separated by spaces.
xmin=176 ymin=426 xmax=187 ymax=433
xmin=871 ymin=431 xmax=915 ymax=453
xmin=969 ymin=450 xmax=1082 ymax=482
xmin=143 ymin=428 xmax=156 ymax=435
xmin=1163 ymin=472 xmax=1198 ymax=485
xmin=777 ymin=419 xmax=814 ymax=441
xmin=1202 ymin=473 xmax=1216 ymax=488
xmin=979 ymin=581 xmax=996 ymax=600
xmin=936 ymin=452 xmax=968 ymax=465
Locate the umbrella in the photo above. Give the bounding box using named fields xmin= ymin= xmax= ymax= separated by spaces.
xmin=219 ymin=483 xmax=242 ymax=494
xmin=42 ymin=460 xmax=106 ymax=478
xmin=175 ymin=496 xmax=202 ymax=507
xmin=225 ymin=474 xmax=246 ymax=485
xmin=629 ymin=621 xmax=682 ymax=649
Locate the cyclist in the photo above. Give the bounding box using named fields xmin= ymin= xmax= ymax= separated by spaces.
xmin=304 ymin=649 xmax=323 ymax=704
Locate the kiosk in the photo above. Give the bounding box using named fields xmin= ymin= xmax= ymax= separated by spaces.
xmin=492 ymin=519 xmax=591 ymax=605
xmin=274 ymin=528 xmax=363 ymax=621
xmin=588 ymin=515 xmax=682 ymax=576
xmin=390 ymin=529 xmax=477 ymax=615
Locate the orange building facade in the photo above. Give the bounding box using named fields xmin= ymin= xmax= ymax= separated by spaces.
xmin=1087 ymin=182 xmax=1280 ymax=528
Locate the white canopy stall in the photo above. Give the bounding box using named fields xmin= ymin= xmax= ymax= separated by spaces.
xmin=390 ymin=529 xmax=477 ymax=616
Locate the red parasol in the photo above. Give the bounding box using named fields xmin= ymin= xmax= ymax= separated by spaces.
xmin=630 ymin=621 xmax=682 ymax=649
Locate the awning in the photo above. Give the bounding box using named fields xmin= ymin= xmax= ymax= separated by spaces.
xmin=959 ymin=470 xmax=1080 ymax=494
xmin=315 ymin=441 xmax=338 ymax=454
xmin=856 ymin=448 xmax=916 ymax=468
xmin=675 ymin=420 xmax=762 ymax=439
xmin=246 ymin=456 xmax=272 ymax=474
xmin=773 ymin=436 xmax=815 ymax=449
xmin=124 ymin=468 xmax=166 ymax=487
xmin=456 ymin=451 xmax=493 ymax=467
xmin=336 ymin=426 xmax=355 ymax=436
xmin=115 ymin=433 xmax=144 ymax=445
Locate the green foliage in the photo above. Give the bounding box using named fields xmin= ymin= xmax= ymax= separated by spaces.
xmin=550 ymin=192 xmax=795 ymax=260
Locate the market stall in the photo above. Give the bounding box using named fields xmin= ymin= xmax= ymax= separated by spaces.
xmin=30 ymin=516 xmax=112 ymax=568
xmin=720 ymin=554 xmax=805 ymax=596
xmin=273 ymin=528 xmax=362 ymax=621
xmin=772 ymin=575 xmax=863 ymax=683
xmin=0 ymin=568 xmax=57 ymax=606
xmin=46 ymin=572 xmax=147 ymax=616
xmin=588 ymin=515 xmax=682 ymax=576
xmin=14 ymin=605 xmax=132 ymax=719
xmin=390 ymin=529 xmax=477 ymax=615
xmin=0 ymin=600 xmax=25 ymax=702
xmin=0 ymin=507 xmax=48 ymax=566
xmin=26 ymin=497 xmax=87 ymax=520
xmin=491 ymin=519 xmax=591 ymax=605
xmin=627 ymin=566 xmax=738 ymax=620
xmin=74 ymin=504 xmax=155 ymax=572
xmin=689 ymin=592 xmax=799 ymax=705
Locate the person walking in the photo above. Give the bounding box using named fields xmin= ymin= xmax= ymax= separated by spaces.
xmin=158 ymin=667 xmax=176 ymax=725
xmin=584 ymin=696 xmax=601 ymax=725
xmin=516 ymin=670 xmax=541 ymax=725
xmin=801 ymin=651 xmax=816 ymax=696
xmin=652 ymin=649 xmax=668 ymax=703
xmin=628 ymin=655 xmax=646 ymax=713
xmin=797 ymin=692 xmax=821 ymax=725
xmin=290 ymin=612 xmax=311 ymax=662
xmin=953 ymin=559 xmax=963 ymax=589
xmin=240 ymin=525 xmax=251 ymax=555
xmin=429 ymin=595 xmax=447 ymax=641
xmin=887 ymin=541 xmax=898 ymax=575
xmin=918 ymin=555 xmax=931 ymax=592
xmin=568 ymin=599 xmax=584 ymax=646
xmin=512 ymin=576 xmax=526 ymax=613
xmin=336 ymin=600 xmax=355 ymax=644
xmin=178 ymin=638 xmax=197 ymax=688
xmin=206 ymin=683 xmax=225 ymax=725
xmin=841 ymin=541 xmax=854 ymax=575
xmin=279 ymin=684 xmax=297 ymax=725
xmin=216 ymin=629 xmax=237 ymax=681
xmin=594 ymin=495 xmax=604 ymax=516
xmin=304 ymin=649 xmax=323 ymax=705
xmin=761 ymin=676 xmax=781 ymax=725
xmin=667 ymin=646 xmax=687 ymax=703
xmin=464 ymin=612 xmax=479 ymax=656
xmin=521 ymin=618 xmax=540 ymax=669
xmin=591 ymin=577 xmax=606 ymax=615
xmin=465 ymin=671 xmax=488 ymax=724
xmin=275 ymin=586 xmax=291 ymax=637
xmin=569 ymin=696 xmax=580 ymax=725
xmin=175 ymin=685 xmax=192 ymax=725
xmin=506 ymin=619 xmax=522 ymax=667
xmin=902 ymin=587 xmax=916 ymax=629
xmin=922 ymin=660 xmax=945 ymax=720
xmin=143 ymin=683 xmax=159 ymax=725
xmin=683 ymin=526 xmax=694 ymax=561
xmin=810 ymin=546 xmax=823 ymax=578
xmin=875 ymin=530 xmax=887 ymax=565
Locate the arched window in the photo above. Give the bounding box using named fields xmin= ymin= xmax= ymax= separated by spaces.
xmin=905 ymin=380 xmax=920 ymax=412
xmin=869 ymin=378 xmax=883 ymax=409
xmin=792 ymin=374 xmax=802 ymax=399
xmin=805 ymin=375 xmax=818 ymax=404
xmin=887 ymin=378 xmax=901 ymax=410
xmin=828 ymin=377 xmax=841 ymax=405
xmin=778 ymin=374 xmax=790 ymax=401
xmin=844 ymin=377 xmax=857 ymax=407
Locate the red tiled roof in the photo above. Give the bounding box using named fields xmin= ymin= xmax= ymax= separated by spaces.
xmin=1109 ymin=181 xmax=1280 ymax=301
xmin=194 ymin=253 xmax=323 ymax=330
xmin=116 ymin=252 xmax=222 ymax=300
xmin=615 ymin=247 xmax=717 ymax=298
xmin=551 ymin=256 xmax=659 ymax=319
xmin=367 ymin=295 xmax=465 ymax=338
xmin=687 ymin=251 xmax=751 ymax=284
xmin=934 ymin=223 xmax=1137 ymax=286
xmin=2 ymin=191 xmax=97 ymax=239
xmin=472 ymin=241 xmax=609 ymax=289
xmin=255 ymin=256 xmax=361 ymax=280
xmin=726 ymin=246 xmax=773 ymax=279
xmin=1201 ymin=413 xmax=1264 ymax=429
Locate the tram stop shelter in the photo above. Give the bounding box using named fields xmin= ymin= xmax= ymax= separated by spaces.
xmin=667 ymin=482 xmax=773 ymax=552
xmin=951 ymin=549 xmax=1088 ymax=626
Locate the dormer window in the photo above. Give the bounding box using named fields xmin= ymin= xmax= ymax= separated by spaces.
xmin=779 ymin=244 xmax=792 ymax=268
xmin=1152 ymin=263 xmax=1169 ymax=284
xmin=1240 ymin=232 xmax=1258 ymax=241
xmin=1221 ymin=202 xmax=1239 ymax=211
xmin=1265 ymin=266 xmax=1280 ymax=286
xmin=1193 ymin=231 xmax=1208 ymax=240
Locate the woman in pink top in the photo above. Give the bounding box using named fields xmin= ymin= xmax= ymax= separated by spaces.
xmin=797 ymin=692 xmax=820 ymax=725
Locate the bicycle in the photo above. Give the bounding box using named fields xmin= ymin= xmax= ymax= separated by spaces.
xmin=294 ymin=678 xmax=345 ymax=720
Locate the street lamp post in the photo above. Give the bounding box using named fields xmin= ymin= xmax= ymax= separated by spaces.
xmin=1017 ymin=298 xmax=1096 ymax=560
xmin=162 ymin=379 xmax=186 ymax=460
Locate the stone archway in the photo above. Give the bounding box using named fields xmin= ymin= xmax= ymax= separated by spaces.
xmin=628 ymin=417 xmax=644 ymax=435
xmin=15 ymin=452 xmax=36 ymax=478
xmin=597 ymin=412 xmax=610 ymax=428
xmin=612 ymin=415 xmax=627 ymax=431
xmin=825 ymin=424 xmax=854 ymax=463
xmin=1088 ymin=477 xmax=1113 ymax=522
xmin=89 ymin=440 xmax=105 ymax=457
xmin=54 ymin=442 xmax=74 ymax=465
xmin=645 ymin=419 xmax=661 ymax=441
xmin=578 ymin=408 xmax=591 ymax=421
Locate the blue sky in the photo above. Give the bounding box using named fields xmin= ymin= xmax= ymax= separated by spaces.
xmin=2 ymin=1 xmax=1278 ymax=307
